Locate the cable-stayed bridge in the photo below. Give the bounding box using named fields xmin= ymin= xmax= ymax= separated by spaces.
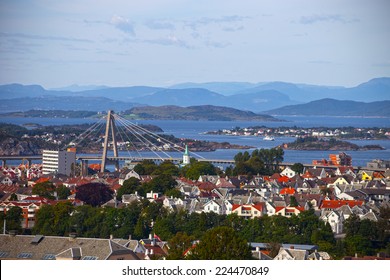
xmin=1 ymin=110 xmax=386 ymax=172
xmin=0 ymin=110 xmax=221 ymax=171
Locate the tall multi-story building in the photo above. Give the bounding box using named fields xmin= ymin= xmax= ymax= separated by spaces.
xmin=42 ymin=149 xmax=76 ymax=176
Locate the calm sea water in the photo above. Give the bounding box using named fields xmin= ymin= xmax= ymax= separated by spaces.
xmin=1 ymin=116 xmax=389 ymax=167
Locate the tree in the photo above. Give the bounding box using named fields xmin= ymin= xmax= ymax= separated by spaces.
xmin=289 ymin=196 xmax=298 ymax=207
xmin=291 ymin=163 xmax=304 ymax=174
xmin=75 ymin=183 xmax=113 ymax=207
xmin=134 ymin=159 xmax=158 ymax=175
xmin=1 ymin=207 xmax=23 ymax=233
xmin=182 ymin=160 xmax=217 ymax=180
xmin=144 ymin=174 xmax=177 ymax=194
xmin=189 ymin=226 xmax=252 ymax=260
xmin=32 ymin=181 xmax=55 ymax=199
xmin=56 ymin=185 xmax=71 ymax=200
xmin=116 ymin=177 xmax=141 ymax=200
xmin=9 ymin=193 xmax=18 ymax=201
xmin=165 ymin=189 xmax=183 ymax=199
xmin=167 ymin=232 xmax=195 ymax=260
xmin=153 ymin=160 xmax=180 ymax=176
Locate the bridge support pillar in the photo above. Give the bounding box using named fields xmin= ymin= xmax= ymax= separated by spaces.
xmin=81 ymin=160 xmax=89 ymax=176
xmin=101 ymin=110 xmax=119 ymax=173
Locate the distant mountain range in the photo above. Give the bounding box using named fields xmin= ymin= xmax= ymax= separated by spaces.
xmin=123 ymin=105 xmax=280 ymax=121
xmin=264 ymin=98 xmax=390 ymax=117
xmin=0 ymin=77 xmax=389 ymax=116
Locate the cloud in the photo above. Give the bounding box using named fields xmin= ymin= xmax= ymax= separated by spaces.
xmin=0 ymin=32 xmax=93 ymax=43
xmin=144 ymin=35 xmax=192 ymax=49
xmin=185 ymin=15 xmax=250 ymax=30
xmin=205 ymin=40 xmax=231 ymax=48
xmin=222 ymin=26 xmax=244 ymax=32
xmin=145 ymin=20 xmax=175 ymax=30
xmin=299 ymin=14 xmax=356 ymax=25
xmin=110 ymin=15 xmax=135 ymax=36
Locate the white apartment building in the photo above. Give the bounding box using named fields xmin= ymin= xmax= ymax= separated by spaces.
xmin=42 ymin=149 xmax=76 ymax=176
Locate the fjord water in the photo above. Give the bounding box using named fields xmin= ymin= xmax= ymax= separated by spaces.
xmin=1 ymin=115 xmax=389 ymax=167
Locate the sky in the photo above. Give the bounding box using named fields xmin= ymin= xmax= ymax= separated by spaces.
xmin=0 ymin=0 xmax=389 ymax=88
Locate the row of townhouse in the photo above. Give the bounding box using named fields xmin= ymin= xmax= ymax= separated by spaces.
xmin=0 ymin=233 xmax=168 ymax=260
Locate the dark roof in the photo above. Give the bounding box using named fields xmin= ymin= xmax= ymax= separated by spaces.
xmin=0 ymin=234 xmax=139 ymax=260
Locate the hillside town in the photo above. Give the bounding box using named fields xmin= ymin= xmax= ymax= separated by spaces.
xmin=1 ymin=151 xmax=389 ymax=260
xmin=206 ymin=126 xmax=390 ymax=140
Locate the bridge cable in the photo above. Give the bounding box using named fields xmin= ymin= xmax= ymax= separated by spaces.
xmin=113 ymin=113 xmax=205 ymax=159
xmin=114 ymin=116 xmax=168 ymax=160
xmin=113 ymin=115 xmax=174 ymax=159
xmin=61 ymin=118 xmax=105 ymax=150
xmin=115 ymin=121 xmax=135 ymax=159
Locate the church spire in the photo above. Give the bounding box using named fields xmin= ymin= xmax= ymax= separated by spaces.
xmin=183 ymin=144 xmax=190 ymax=165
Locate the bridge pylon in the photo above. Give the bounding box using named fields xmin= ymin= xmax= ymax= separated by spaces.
xmin=101 ymin=110 xmax=119 ymax=172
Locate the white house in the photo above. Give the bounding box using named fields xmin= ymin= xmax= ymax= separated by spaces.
xmin=119 ymin=170 xmax=141 ymax=185
xmin=274 ymin=247 xmax=308 ymax=260
xmin=280 ymin=167 xmax=296 ymax=178
xmin=231 ymin=203 xmax=265 ymax=219
xmin=320 ymin=210 xmax=344 ymax=234
xmin=203 ymin=200 xmax=223 ymax=215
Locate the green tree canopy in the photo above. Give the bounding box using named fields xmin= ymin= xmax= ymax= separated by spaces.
xmin=1 ymin=207 xmax=23 ymax=233
xmin=232 ymin=148 xmax=284 ymax=175
xmin=188 ymin=226 xmax=252 ymax=260
xmin=117 ymin=177 xmax=142 ymax=200
xmin=167 ymin=232 xmax=195 ymax=260
xmin=134 ymin=159 xmax=158 ymax=175
xmin=32 ymin=181 xmax=56 ymax=199
xmin=56 ymin=185 xmax=71 ymax=200
xmin=291 ymin=163 xmax=304 ymax=174
xmin=182 ymin=160 xmax=217 ymax=180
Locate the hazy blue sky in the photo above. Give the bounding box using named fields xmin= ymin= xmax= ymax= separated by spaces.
xmin=1 ymin=0 xmax=389 ymax=88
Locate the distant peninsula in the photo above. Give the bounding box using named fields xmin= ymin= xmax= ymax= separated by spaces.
xmin=1 ymin=110 xmax=98 ymax=119
xmin=123 ymin=105 xmax=281 ymax=121
xmin=264 ymin=98 xmax=390 ymax=117
xmin=281 ymin=137 xmax=385 ymax=151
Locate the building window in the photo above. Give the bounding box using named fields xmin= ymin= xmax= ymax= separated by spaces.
xmin=42 ymin=254 xmax=56 ymax=260
xmin=82 ymin=256 xmax=98 ymax=260
xmin=17 ymin=252 xmax=33 ymax=259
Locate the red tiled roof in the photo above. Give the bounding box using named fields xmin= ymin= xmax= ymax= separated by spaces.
xmin=280 ymin=187 xmax=296 ymax=195
xmin=320 ymin=200 xmax=364 ymax=209
xmin=198 ymin=181 xmax=216 ymax=191
xmin=34 ymin=177 xmax=50 ymax=184
xmin=302 ymin=171 xmax=315 ymax=178
xmin=232 ymin=204 xmax=241 ymax=211
xmin=253 ymin=203 xmax=265 ymax=212
xmin=278 ymin=176 xmax=290 ymax=183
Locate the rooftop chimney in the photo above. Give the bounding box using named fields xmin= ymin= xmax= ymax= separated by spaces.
xmin=69 ymin=232 xmax=77 ymax=240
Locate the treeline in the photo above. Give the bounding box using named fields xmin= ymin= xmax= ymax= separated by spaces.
xmin=225 ymin=147 xmax=284 ymax=176
xmin=23 ymin=201 xmax=390 ymax=259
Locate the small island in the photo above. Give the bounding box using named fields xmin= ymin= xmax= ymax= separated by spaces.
xmin=205 ymin=125 xmax=390 ymax=140
xmin=281 ymin=136 xmax=385 ymax=151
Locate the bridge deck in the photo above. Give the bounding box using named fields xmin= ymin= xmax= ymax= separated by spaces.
xmin=0 ymin=154 xmax=386 ymax=172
